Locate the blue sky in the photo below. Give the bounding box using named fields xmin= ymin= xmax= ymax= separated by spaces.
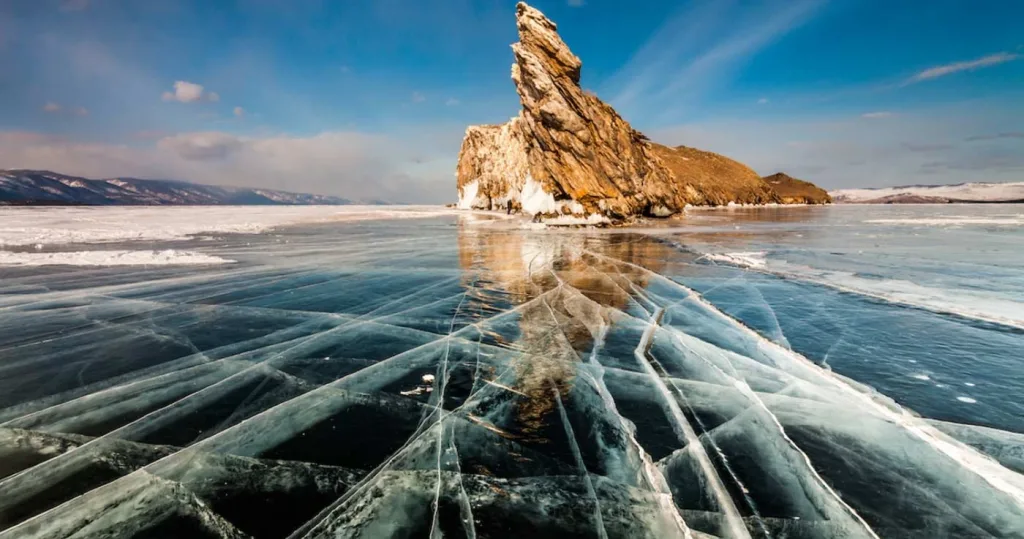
xmin=1 ymin=0 xmax=1022 ymax=201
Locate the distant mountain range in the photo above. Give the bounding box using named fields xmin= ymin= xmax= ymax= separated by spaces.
xmin=0 ymin=170 xmax=357 ymax=206
xmin=830 ymin=182 xmax=1024 ymax=204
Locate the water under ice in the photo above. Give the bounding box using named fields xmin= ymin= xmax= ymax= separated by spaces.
xmin=0 ymin=210 xmax=1023 ymax=538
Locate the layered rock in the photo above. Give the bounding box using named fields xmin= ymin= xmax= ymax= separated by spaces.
xmin=762 ymin=172 xmax=832 ymax=204
xmin=456 ymin=2 xmax=829 ymax=219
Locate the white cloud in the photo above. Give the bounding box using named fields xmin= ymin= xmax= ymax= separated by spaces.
xmin=157 ymin=132 xmax=244 ymax=161
xmin=233 ymin=106 xmax=245 ymax=117
xmin=41 ymin=102 xmax=89 ymax=116
xmin=0 ymin=129 xmax=461 ymax=203
xmin=757 ymin=97 xmax=769 ymax=105
xmin=861 ymin=111 xmax=892 ymax=119
xmin=908 ymin=52 xmax=1019 ymax=83
xmin=445 ymin=98 xmax=460 ymax=106
xmin=339 ymin=65 xmax=351 ymax=74
xmin=412 ymin=91 xmax=426 ymax=103
xmin=161 ymin=80 xmax=218 ymax=103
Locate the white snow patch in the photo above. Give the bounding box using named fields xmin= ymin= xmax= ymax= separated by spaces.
xmin=0 ymin=249 xmax=234 ymax=266
xmin=58 ymin=179 xmax=90 ymax=189
xmin=704 ymin=252 xmax=768 ymax=269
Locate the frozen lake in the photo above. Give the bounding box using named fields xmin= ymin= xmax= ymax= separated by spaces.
xmin=0 ymin=205 xmax=1022 ymax=538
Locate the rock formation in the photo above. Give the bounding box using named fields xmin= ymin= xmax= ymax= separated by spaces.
xmin=762 ymin=172 xmax=832 ymax=204
xmin=456 ymin=2 xmax=830 ymax=220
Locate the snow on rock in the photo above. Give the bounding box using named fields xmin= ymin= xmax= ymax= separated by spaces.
xmin=456 ymin=179 xmax=481 ymax=210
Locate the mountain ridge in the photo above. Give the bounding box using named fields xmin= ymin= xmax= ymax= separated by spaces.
xmin=0 ymin=169 xmax=361 ymax=206
xmin=830 ymin=181 xmax=1024 ymax=204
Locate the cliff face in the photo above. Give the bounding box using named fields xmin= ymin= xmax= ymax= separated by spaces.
xmin=456 ymin=2 xmax=828 ymax=219
xmin=762 ymin=172 xmax=832 ymax=204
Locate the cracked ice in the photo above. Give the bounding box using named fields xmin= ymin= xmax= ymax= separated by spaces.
xmin=0 ymin=212 xmax=1022 ymax=538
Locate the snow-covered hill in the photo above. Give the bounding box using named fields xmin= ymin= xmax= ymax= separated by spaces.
xmin=0 ymin=170 xmax=354 ymax=206
xmin=831 ymin=182 xmax=1024 ymax=204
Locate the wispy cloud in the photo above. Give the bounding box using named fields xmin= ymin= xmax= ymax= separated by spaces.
xmin=60 ymin=0 xmax=90 ymax=12
xmin=907 ymin=52 xmax=1019 ymax=84
xmin=233 ymin=106 xmax=245 ymax=118
xmin=445 ymin=98 xmax=460 ymax=106
xmin=861 ymin=111 xmax=893 ymax=119
xmin=411 ymin=91 xmax=426 ymax=103
xmin=757 ymin=98 xmax=769 ymax=105
xmin=605 ymin=0 xmax=824 ymax=122
xmin=41 ymin=102 xmax=88 ymax=116
xmin=903 ymin=142 xmax=953 ymax=152
xmin=567 ymin=0 xmax=585 ymax=7
xmin=162 ymin=81 xmax=219 ymax=103
xmin=965 ymin=131 xmax=1024 ymax=142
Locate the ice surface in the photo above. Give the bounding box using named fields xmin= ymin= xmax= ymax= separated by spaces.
xmin=658 ymin=205 xmax=1024 ymax=330
xmin=0 ymin=209 xmax=1022 ymax=538
xmin=708 ymin=258 xmax=1024 ymax=330
xmin=866 ymin=216 xmax=1024 ymax=226
xmin=0 ymin=205 xmax=459 ymax=247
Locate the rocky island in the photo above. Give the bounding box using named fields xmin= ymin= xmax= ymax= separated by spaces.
xmin=455 ymin=2 xmax=830 ymax=222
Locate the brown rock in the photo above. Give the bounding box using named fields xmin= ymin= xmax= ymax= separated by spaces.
xmin=762 ymin=172 xmax=832 ymax=204
xmin=652 ymin=144 xmax=778 ymax=207
xmin=456 ymin=2 xmax=828 ymax=219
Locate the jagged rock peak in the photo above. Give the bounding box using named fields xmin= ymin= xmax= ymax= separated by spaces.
xmin=513 ymin=2 xmax=581 ymax=85
xmin=455 ymin=2 xmax=829 ymax=221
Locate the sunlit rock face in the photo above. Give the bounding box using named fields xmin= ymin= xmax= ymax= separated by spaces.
xmin=456 ymin=3 xmax=828 ymax=220
xmin=762 ymin=173 xmax=832 ymax=204
xmin=457 ymin=3 xmax=678 ymax=219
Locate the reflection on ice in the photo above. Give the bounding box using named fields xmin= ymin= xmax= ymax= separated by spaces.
xmin=0 ymin=215 xmax=1022 ymax=538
